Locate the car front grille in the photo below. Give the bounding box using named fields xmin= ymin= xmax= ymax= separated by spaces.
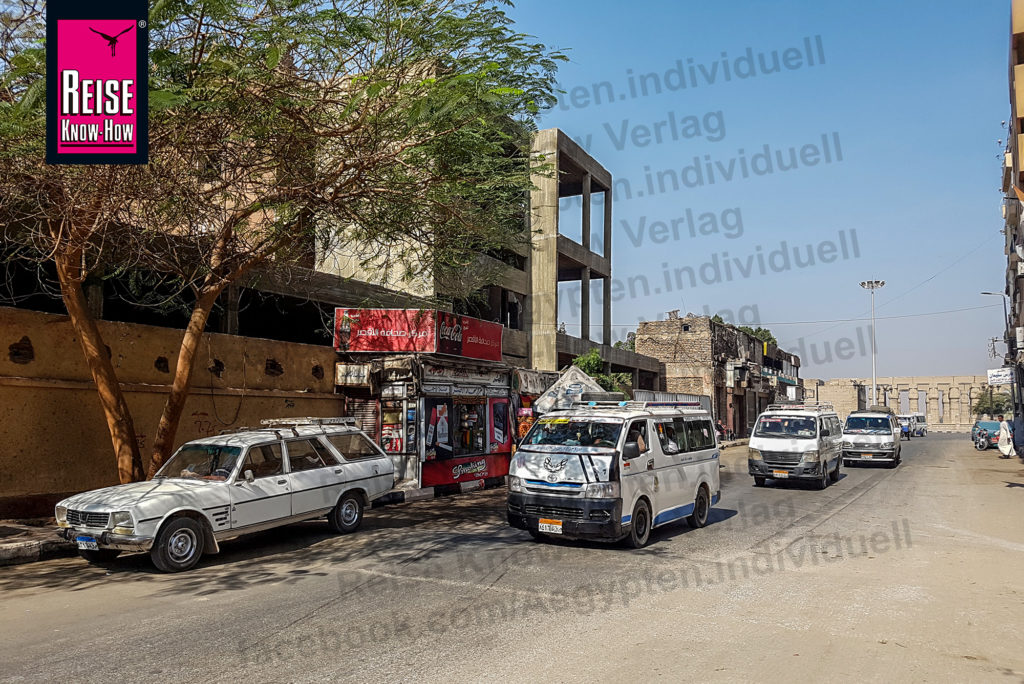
xmin=67 ymin=510 xmax=109 ymax=528
xmin=523 ymin=504 xmax=584 ymax=520
xmin=761 ymin=451 xmax=801 ymax=465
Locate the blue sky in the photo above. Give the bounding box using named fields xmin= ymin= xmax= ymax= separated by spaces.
xmin=508 ymin=0 xmax=1009 ymax=379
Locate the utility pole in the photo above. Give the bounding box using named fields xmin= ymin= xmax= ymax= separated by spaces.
xmin=860 ymin=280 xmax=885 ymax=405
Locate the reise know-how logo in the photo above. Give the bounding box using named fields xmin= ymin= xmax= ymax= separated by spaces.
xmin=46 ymin=0 xmax=148 ymax=164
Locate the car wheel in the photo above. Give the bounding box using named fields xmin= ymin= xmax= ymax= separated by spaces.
xmin=829 ymin=457 xmax=841 ymax=483
xmin=754 ymin=476 xmax=766 ymax=487
xmin=816 ymin=462 xmax=829 ymax=490
xmin=78 ymin=549 xmax=121 ymax=564
xmin=625 ymin=499 xmax=651 ymax=549
xmin=150 ymin=517 xmax=204 ymax=573
xmin=328 ymin=492 xmax=364 ymax=534
xmin=688 ymin=487 xmax=710 ymax=528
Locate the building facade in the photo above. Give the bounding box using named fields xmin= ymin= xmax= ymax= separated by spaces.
xmin=1003 ymin=1 xmax=1024 ymax=427
xmin=635 ymin=312 xmax=802 ymax=437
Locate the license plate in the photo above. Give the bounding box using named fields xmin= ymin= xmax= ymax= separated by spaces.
xmin=538 ymin=518 xmax=562 ymax=534
xmin=861 ymin=453 xmax=873 ymax=459
xmin=772 ymin=470 xmax=789 ymax=478
xmin=75 ymin=536 xmax=98 ymax=551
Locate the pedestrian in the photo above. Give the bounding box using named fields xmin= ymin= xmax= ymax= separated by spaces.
xmin=997 ymin=414 xmax=1017 ymax=459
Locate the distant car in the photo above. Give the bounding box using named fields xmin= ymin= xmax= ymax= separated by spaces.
xmin=971 ymin=420 xmax=1003 ymax=450
xmin=55 ymin=418 xmax=396 ymax=572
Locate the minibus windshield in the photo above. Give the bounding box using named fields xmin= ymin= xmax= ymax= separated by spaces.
xmin=845 ymin=416 xmax=891 ymax=434
xmin=523 ymin=418 xmax=623 ymax=448
xmin=753 ymin=415 xmax=817 ymax=439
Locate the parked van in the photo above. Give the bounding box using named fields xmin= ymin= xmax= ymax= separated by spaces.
xmin=844 ymin=408 xmax=902 ymax=468
xmin=912 ymin=412 xmax=928 ymax=436
xmin=747 ymin=402 xmax=843 ymax=489
xmin=507 ymin=401 xmax=720 ymax=548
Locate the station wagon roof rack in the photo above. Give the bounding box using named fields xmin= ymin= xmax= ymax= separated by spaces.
xmin=260 ymin=417 xmax=358 ymax=426
xmin=765 ymin=401 xmax=834 ymax=412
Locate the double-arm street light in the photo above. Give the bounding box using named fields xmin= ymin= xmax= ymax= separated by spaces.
xmin=860 ymin=280 xmax=885 ymax=405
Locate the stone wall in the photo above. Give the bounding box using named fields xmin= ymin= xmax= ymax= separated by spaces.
xmin=0 ymin=307 xmax=344 ymax=517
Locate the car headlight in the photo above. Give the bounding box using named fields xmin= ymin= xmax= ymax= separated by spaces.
xmin=800 ymin=450 xmax=820 ymax=464
xmin=584 ymin=482 xmax=620 ymax=499
xmin=110 ymin=511 xmax=134 ymax=532
xmin=748 ymin=448 xmax=762 ymax=461
xmin=881 ymin=441 xmax=894 ymax=449
xmin=843 ymin=442 xmax=854 ymax=449
xmin=55 ymin=505 xmax=68 ymax=527
xmin=508 ymin=476 xmax=523 ymax=493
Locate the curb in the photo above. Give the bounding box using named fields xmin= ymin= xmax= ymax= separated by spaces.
xmin=0 ymin=535 xmax=76 ymax=567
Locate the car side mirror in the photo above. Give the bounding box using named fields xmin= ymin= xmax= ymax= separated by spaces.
xmin=622 ymin=442 xmax=641 ymax=461
xmin=821 ymin=429 xmax=830 ymax=437
xmin=244 ymin=469 xmax=255 ymax=484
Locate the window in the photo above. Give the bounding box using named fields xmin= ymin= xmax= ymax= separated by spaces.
xmin=655 ymin=421 xmax=682 ymax=454
xmin=287 ymin=439 xmax=338 ymax=473
xmin=240 ymin=443 xmax=284 ymax=479
xmin=685 ymin=419 xmax=714 ymax=450
xmin=325 ymin=432 xmax=383 ymax=461
xmin=625 ymin=420 xmax=649 ymax=452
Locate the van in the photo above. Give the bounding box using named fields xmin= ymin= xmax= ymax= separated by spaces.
xmin=912 ymin=412 xmax=928 ymax=436
xmin=747 ymin=402 xmax=843 ymax=489
xmin=507 ymin=401 xmax=720 ymax=548
xmin=844 ymin=409 xmax=902 ymax=468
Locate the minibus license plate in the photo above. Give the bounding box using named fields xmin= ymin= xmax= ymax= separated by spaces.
xmin=538 ymin=518 xmax=562 ymax=534
xmin=76 ymin=536 xmax=98 ymax=551
xmin=861 ymin=453 xmax=873 ymax=459
xmin=772 ymin=470 xmax=789 ymax=478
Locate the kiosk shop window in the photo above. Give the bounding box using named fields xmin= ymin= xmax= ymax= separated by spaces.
xmin=453 ymin=398 xmax=487 ymax=456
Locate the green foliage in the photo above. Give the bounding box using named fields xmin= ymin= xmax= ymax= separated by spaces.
xmin=612 ymin=332 xmax=635 ymax=352
xmin=972 ymin=390 xmax=1013 ymax=418
xmin=572 ymin=348 xmax=631 ymax=393
xmin=738 ymin=325 xmax=777 ymax=345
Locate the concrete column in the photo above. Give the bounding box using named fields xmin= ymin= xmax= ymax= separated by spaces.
xmin=528 ymin=130 xmax=559 ymax=371
xmin=603 ymin=277 xmax=612 ymax=345
xmin=604 ymin=189 xmax=612 ymax=259
xmin=582 ymin=172 xmax=591 ymax=250
xmin=580 ymin=268 xmax=590 ymax=342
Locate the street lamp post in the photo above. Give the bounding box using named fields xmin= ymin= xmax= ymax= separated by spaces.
xmin=860 ymin=280 xmax=885 ymax=405
xmin=980 ymin=291 xmax=1010 ymax=350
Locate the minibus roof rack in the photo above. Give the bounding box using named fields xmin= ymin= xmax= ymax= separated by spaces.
xmin=765 ymin=401 xmax=834 ymax=412
xmin=572 ymin=400 xmax=706 ymax=410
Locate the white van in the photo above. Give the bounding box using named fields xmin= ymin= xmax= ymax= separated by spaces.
xmin=747 ymin=402 xmax=843 ymax=489
xmin=844 ymin=408 xmax=902 ymax=468
xmin=507 ymin=401 xmax=720 ymax=548
xmin=912 ymin=412 xmax=928 ymax=436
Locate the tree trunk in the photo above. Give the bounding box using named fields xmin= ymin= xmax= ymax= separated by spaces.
xmin=54 ymin=251 xmax=145 ymax=483
xmin=147 ymin=284 xmax=225 ymax=477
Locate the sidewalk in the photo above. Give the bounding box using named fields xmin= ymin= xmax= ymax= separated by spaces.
xmin=0 ymin=520 xmax=74 ymax=567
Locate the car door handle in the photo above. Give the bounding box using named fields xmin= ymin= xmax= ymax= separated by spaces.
xmin=646 ymin=458 xmax=654 ymax=470
xmin=333 ymin=468 xmax=342 ymax=474
xmin=277 ymin=478 xmax=287 ymax=485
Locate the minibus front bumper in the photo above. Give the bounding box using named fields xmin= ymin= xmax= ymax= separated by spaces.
xmin=507 ymin=493 xmax=624 ymax=541
xmin=748 ymin=459 xmax=824 ymax=481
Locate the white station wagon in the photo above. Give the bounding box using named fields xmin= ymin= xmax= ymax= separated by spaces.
xmin=55 ymin=418 xmax=396 ymax=572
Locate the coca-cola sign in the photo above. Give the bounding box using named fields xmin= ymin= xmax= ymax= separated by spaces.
xmin=335 ymin=309 xmax=502 ymax=361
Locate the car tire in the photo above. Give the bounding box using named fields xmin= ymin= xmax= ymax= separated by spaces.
xmin=753 ymin=476 xmax=766 ymax=487
xmin=816 ymin=462 xmax=829 ymax=490
xmin=688 ymin=487 xmax=710 ymax=529
xmin=829 ymin=457 xmax=841 ymax=483
xmin=78 ymin=549 xmax=121 ymax=564
xmin=625 ymin=499 xmax=651 ymax=549
xmin=150 ymin=517 xmax=204 ymax=573
xmin=328 ymin=492 xmax=364 ymax=534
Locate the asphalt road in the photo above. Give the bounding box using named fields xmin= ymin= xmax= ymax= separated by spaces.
xmin=2 ymin=434 xmax=1023 ymax=683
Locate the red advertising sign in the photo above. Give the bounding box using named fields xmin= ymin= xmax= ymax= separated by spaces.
xmin=334 ymin=309 xmax=436 ymax=353
xmin=334 ymin=309 xmax=502 ymax=361
xmin=420 ymin=453 xmax=511 ymax=488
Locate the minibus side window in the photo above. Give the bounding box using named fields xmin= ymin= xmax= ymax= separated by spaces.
xmin=626 ymin=420 xmax=649 ymax=453
xmin=656 ymin=421 xmax=681 ymax=454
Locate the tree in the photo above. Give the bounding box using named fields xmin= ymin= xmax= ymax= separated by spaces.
xmin=572 ymin=348 xmax=631 ymax=393
xmin=972 ymin=390 xmax=1012 ymax=418
xmin=0 ymin=0 xmax=564 ymax=480
xmin=738 ymin=325 xmax=777 ymax=346
xmin=613 ymin=332 xmax=635 ymax=352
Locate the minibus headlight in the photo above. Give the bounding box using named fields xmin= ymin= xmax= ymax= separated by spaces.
xmin=800 ymin=450 xmax=820 ymax=464
xmin=584 ymin=482 xmax=620 ymax=499
xmin=881 ymin=441 xmax=894 ymax=449
xmin=508 ymin=476 xmax=523 ymax=493
xmin=748 ymin=448 xmax=762 ymax=461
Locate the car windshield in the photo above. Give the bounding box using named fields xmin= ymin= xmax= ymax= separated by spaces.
xmin=845 ymin=416 xmax=891 ymax=433
xmin=753 ymin=415 xmax=817 ymax=439
xmin=156 ymin=444 xmax=243 ymax=481
xmin=977 ymin=421 xmax=1000 ymax=431
xmin=523 ymin=418 xmax=623 ymax=448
